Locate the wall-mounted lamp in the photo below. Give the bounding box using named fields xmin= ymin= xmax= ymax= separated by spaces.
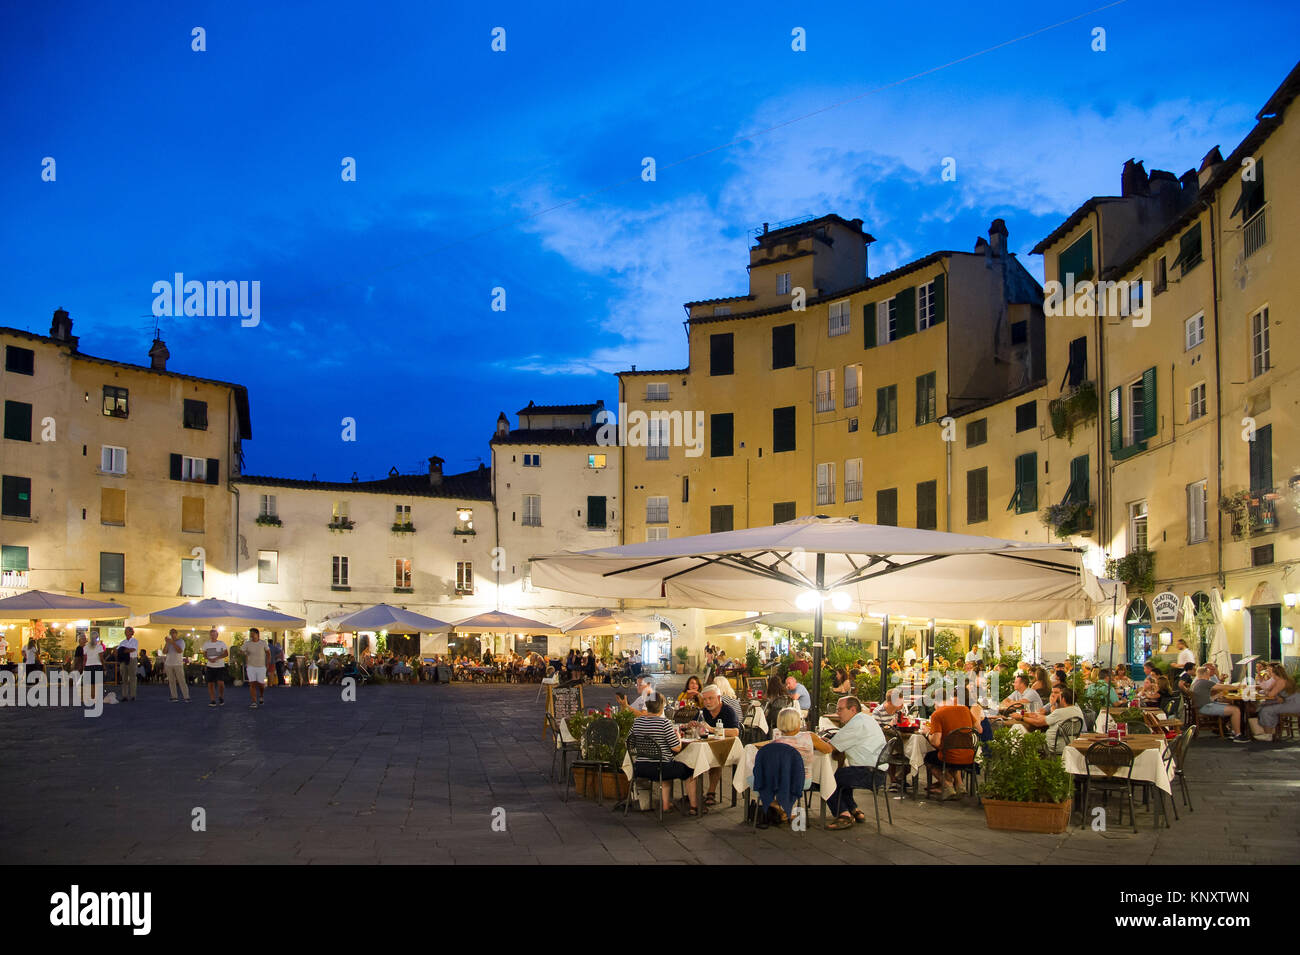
xmin=1159 ymin=628 xmax=1173 ymax=647
xmin=1282 ymin=627 xmax=1295 ymax=646
xmin=1228 ymin=597 xmax=1244 ymax=612
xmin=1284 ymin=593 xmax=1297 ymax=608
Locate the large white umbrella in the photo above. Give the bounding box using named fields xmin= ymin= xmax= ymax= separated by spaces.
xmin=451 ymin=610 xmax=561 ymax=634
xmin=330 ymin=604 xmax=451 ymax=634
xmin=1208 ymin=588 xmax=1233 ymax=675
xmin=532 ymin=516 xmax=1122 ymax=713
xmin=0 ymin=591 xmax=129 ymax=621
xmin=149 ymin=598 xmax=305 ymax=630
xmin=558 ymin=608 xmax=657 ymax=636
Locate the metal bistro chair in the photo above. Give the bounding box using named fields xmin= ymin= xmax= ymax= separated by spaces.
xmin=881 ymin=727 xmax=919 ymax=800
xmin=625 ymin=733 xmax=685 ymax=822
xmin=565 ymin=718 xmax=622 ymax=806
xmin=673 ymin=705 xmax=700 ymax=725
xmin=1053 ymin=716 xmax=1086 ymax=751
xmin=1169 ymin=724 xmax=1197 ymax=813
xmin=1082 ymin=707 xmax=1098 ymax=733
xmin=1080 ymin=740 xmax=1138 ymax=834
xmin=547 ymin=712 xmax=581 ymax=784
xmin=863 ymin=736 xmax=899 ymax=830
xmin=928 ymin=728 xmax=980 ymax=802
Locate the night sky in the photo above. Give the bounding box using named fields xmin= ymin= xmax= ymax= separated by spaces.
xmin=4 ymin=0 xmax=1296 ymax=480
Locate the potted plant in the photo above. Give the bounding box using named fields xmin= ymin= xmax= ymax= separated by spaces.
xmin=255 ymin=514 xmax=282 ymax=527
xmin=1047 ymin=380 xmax=1099 ymax=442
xmin=1219 ymin=490 xmax=1255 ymax=538
xmin=674 ymin=646 xmax=689 ymax=674
xmin=566 ymin=709 xmax=635 ymax=801
xmin=1105 ymin=549 xmax=1155 ymax=593
xmin=1040 ymin=500 xmax=1094 ymax=540
xmin=979 ymin=728 xmax=1073 ymax=833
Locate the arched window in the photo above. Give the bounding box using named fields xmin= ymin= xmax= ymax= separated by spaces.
xmin=1126 ymin=598 xmax=1151 ymax=624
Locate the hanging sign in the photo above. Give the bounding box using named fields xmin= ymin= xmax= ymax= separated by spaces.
xmin=1152 ymin=591 xmax=1180 ymax=622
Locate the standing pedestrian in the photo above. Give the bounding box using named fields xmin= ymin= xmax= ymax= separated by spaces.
xmin=163 ymin=629 xmax=190 ymax=702
xmin=270 ymin=636 xmax=286 ymax=687
xmin=118 ymin=627 xmax=139 ymax=701
xmin=73 ymin=633 xmax=86 ymax=673
xmin=200 ymin=628 xmax=228 ymax=707
xmin=243 ymin=628 xmax=270 ymax=708
xmin=24 ymin=637 xmax=42 ymax=673
xmin=0 ymin=631 xmax=9 ymax=663
xmin=84 ymin=631 xmax=106 ymax=692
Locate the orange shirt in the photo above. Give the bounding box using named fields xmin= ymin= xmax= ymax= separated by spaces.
xmin=930 ymin=705 xmax=976 ymax=765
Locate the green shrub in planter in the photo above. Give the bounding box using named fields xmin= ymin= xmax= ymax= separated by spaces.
xmin=979 ymin=728 xmax=1072 ymax=804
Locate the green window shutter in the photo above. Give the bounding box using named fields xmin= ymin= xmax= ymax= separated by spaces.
xmin=1 ymin=544 xmax=29 ymax=571
xmin=895 ymin=287 xmax=917 ymax=338
xmin=1070 ymin=454 xmax=1090 ymax=504
xmin=1059 ymin=232 xmax=1094 ymax=283
xmin=873 ymin=387 xmax=889 ymax=433
xmin=1141 ymin=366 xmax=1157 ymax=440
xmin=931 ymin=273 xmax=945 ymax=325
xmin=1015 ymin=453 xmax=1038 ymax=514
xmin=1108 ymin=387 xmax=1122 ymax=453
xmin=863 ymin=303 xmax=877 ymax=348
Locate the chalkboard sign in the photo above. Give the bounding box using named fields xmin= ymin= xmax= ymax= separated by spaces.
xmin=551 ymin=684 xmax=583 ymax=721
xmin=436 ymin=665 xmax=452 ymax=683
xmin=746 ymin=677 xmax=767 ymax=700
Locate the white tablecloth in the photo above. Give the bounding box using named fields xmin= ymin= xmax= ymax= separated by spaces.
xmin=1063 ymin=739 xmax=1174 ymax=795
xmin=731 ymin=742 xmax=839 ymax=804
xmin=748 ymin=705 xmax=769 ymax=735
xmin=901 ymin=733 xmax=934 ymax=773
xmin=621 ymin=736 xmax=744 ymax=781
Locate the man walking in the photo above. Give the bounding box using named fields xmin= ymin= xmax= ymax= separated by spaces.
xmin=164 ymin=629 xmax=190 ymax=702
xmin=243 ymin=628 xmax=270 ymax=708
xmin=119 ymin=627 xmax=139 ymax=702
xmin=201 ymin=628 xmax=228 ymax=707
xmin=270 ymin=637 xmax=286 ymax=687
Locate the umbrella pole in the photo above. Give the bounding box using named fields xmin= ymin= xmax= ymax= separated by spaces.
xmin=879 ymin=614 xmax=889 ymax=704
xmin=810 ymin=554 xmax=825 ymax=730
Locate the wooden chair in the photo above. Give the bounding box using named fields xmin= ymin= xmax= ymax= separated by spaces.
xmin=1189 ymin=700 xmax=1227 ymax=739
xmin=1276 ymin=713 xmax=1298 ymax=740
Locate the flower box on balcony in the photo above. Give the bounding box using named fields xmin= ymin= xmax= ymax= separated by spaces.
xmin=391 ymin=523 xmax=416 ymax=533
xmin=327 ymin=519 xmax=355 ymax=531
xmin=255 ymin=515 xmax=282 ymax=527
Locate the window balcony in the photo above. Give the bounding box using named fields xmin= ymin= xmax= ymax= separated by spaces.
xmin=646 ymin=507 xmax=669 ymax=524
xmin=844 ymin=387 xmax=859 ymax=408
xmin=816 ymin=485 xmax=835 ymax=506
xmin=327 ymin=518 xmax=354 ymax=531
xmin=646 ymin=445 xmax=669 ymax=460
xmin=1243 ymin=206 xmax=1267 ymax=258
xmin=844 ymin=481 xmax=862 ymax=503
xmin=815 ymin=392 xmax=835 ymax=413
xmin=255 ymin=514 xmax=282 ymax=527
xmin=1225 ymin=488 xmax=1280 ymax=539
xmin=391 ymin=522 xmax=417 ymax=533
xmin=1 ymin=570 xmax=29 ymax=588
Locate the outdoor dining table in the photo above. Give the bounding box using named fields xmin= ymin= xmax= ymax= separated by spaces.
xmin=732 ymin=740 xmax=838 ymax=822
xmin=1062 ymin=733 xmax=1175 ymax=795
xmin=1095 ymin=708 xmax=1181 ymax=735
xmin=620 ymin=735 xmax=745 ymax=793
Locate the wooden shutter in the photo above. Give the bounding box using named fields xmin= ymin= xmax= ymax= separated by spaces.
xmin=773 ymin=406 xmax=795 ymax=452
xmin=587 ymin=496 xmax=606 ymax=529
xmin=931 ymin=273 xmax=945 ymax=325
xmin=895 ymin=286 xmax=917 ymax=338
xmin=710 ymin=413 xmax=733 ymax=457
xmin=3 ymin=401 xmax=32 ymax=442
xmin=170 ymin=453 xmax=183 ymax=481
xmin=1070 ymin=455 xmax=1090 ymax=504
xmin=1064 ymin=337 xmax=1087 ymax=390
xmin=101 ymin=488 xmax=126 ymax=525
xmin=772 ymin=324 xmax=795 ymax=368
xmin=1140 ymin=367 xmax=1157 ymax=441
xmin=1108 ymin=387 xmax=1122 ymax=452
xmin=182 ymin=496 xmax=205 ymax=533
xmin=206 ymin=458 xmax=220 ymax=484
xmin=1249 ymin=425 xmax=1273 ymax=493
xmin=863 ymin=304 xmax=877 ymax=348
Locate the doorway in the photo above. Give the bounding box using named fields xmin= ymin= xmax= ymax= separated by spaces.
xmin=1249 ymin=605 xmax=1282 ymax=660
xmin=1126 ymin=598 xmax=1152 ymax=665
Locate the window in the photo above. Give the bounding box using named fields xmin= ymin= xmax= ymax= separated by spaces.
xmin=1153 ymin=256 xmax=1167 ymax=295
xmin=522 ymin=494 xmax=541 ymax=526
xmin=1015 ymin=401 xmax=1037 ymax=433
xmin=523 ymin=453 xmax=540 ymax=467
xmin=183 ymin=399 xmax=208 ymax=430
xmin=777 ymin=272 xmax=791 ymax=295
xmin=876 ymin=488 xmax=898 ymax=526
xmin=1128 ymin=501 xmax=1148 ymax=553
xmin=917 ymin=280 xmax=936 ymax=329
xmin=102 ymin=386 xmax=128 ymax=419
xmin=773 ymin=406 xmax=796 ymax=453
xmin=646 ymin=419 xmax=669 ymax=459
xmin=1109 ymin=367 xmax=1157 ymax=453
xmin=710 ymin=505 xmax=734 ymax=533
xmin=1126 ymin=378 xmax=1145 ymax=445
xmin=1008 ymin=453 xmax=1037 ymax=514
xmin=771 ymin=324 xmax=795 ymax=369
xmin=395 ymin=558 xmax=412 ymax=590
xmin=1172 ymin=222 xmax=1202 ymax=276
xmin=173 ymin=455 xmax=208 ymax=483
xmin=100 ymin=552 xmax=125 ymax=593
xmin=1 ymin=545 xmax=29 ymax=588
xmin=332 ymin=555 xmax=349 ymax=588
xmin=1249 ymin=424 xmax=1273 ymax=494
xmin=1251 ymin=544 xmax=1274 ymax=567
xmin=916 ymin=480 xmax=938 ymax=530
xmin=587 ymin=453 xmax=606 ymax=469
xmin=1250 ymin=307 xmax=1270 ymax=377
xmin=3 ymin=401 xmax=32 ymax=442
xmin=2 ymin=475 xmax=31 ymax=518
xmin=646 ymin=496 xmax=669 ymax=524
xmin=646 ymin=382 xmax=669 ymax=401
xmin=816 ymin=463 xmax=836 ymax=506
xmin=1062 ymin=337 xmax=1087 ymax=390
xmin=876 ymin=299 xmax=898 ymax=345
xmin=844 ymin=364 xmax=860 ymax=408
xmin=100 ymin=446 xmax=127 ymax=474
xmin=1233 ymin=157 xmax=1266 ymax=221
xmin=181 ymin=557 xmax=204 ymax=597
xmin=101 ymin=487 xmax=125 ymax=526
xmin=1010 ymin=321 xmax=1028 ymax=346
xmin=646 ymin=527 xmax=669 ymax=542
xmin=182 ymin=496 xmax=204 ymax=533
xmin=915 ymin=372 xmax=937 ymax=425
xmin=1065 ymin=454 xmax=1090 ymax=506
xmin=710 ymin=413 xmax=733 ymax=457
xmin=587 ymin=495 xmax=607 ymax=529
xmin=816 ymin=369 xmax=835 ymax=412
xmin=845 ymin=458 xmax=863 ymax=503
xmin=1128 ymin=281 xmax=1144 ymax=317
xmin=774 ymin=501 xmax=796 ymax=524
xmin=257 ymin=549 xmax=278 ymax=584
xmin=394 ymin=503 xmax=412 ymax=527
xmin=713 ymin=306 xmax=731 ymax=316
xmin=966 ymin=418 xmax=987 ymax=448
xmin=682 ymin=476 xmax=689 ymax=503
xmin=259 ymin=494 xmax=277 ymax=518
xmin=848 ymin=418 xmax=858 ymax=433
xmin=828 ymin=300 xmax=850 ymax=337
xmin=332 ymin=500 xmax=349 ymax=522
xmin=455 ymin=560 xmax=474 ymax=595
xmin=710 ymin=333 xmax=734 ymax=376
xmin=1187 ymin=481 xmax=1208 ymax=544
xmin=873 ymin=385 xmax=898 ymax=436
xmin=5 ymin=346 xmax=35 ymax=375
xmin=967 ymin=468 xmax=988 ymax=524
xmin=456 ymin=507 xmax=474 ymax=533
xmin=1188 ymin=383 xmax=1207 ymax=422
xmin=1182 ymin=312 xmax=1206 ymax=351
xmin=1058 ymin=231 xmax=1094 ymax=283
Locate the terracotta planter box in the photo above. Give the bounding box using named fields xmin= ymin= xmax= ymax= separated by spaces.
xmin=571 ymin=767 xmax=630 ymax=801
xmin=982 ymin=798 xmax=1072 ymax=834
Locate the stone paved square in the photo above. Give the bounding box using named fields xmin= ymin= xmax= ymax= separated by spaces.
xmin=1 ymin=680 xmax=1296 ymax=865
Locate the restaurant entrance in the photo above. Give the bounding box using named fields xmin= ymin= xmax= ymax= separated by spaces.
xmin=642 ymin=623 xmax=672 ymax=673
xmin=1126 ymin=598 xmax=1152 ymax=665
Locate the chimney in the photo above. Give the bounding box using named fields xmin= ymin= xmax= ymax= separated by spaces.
xmin=49 ymin=308 xmax=78 ymax=348
xmin=148 ymin=337 xmax=170 ymax=371
xmin=495 ymin=412 xmax=509 ymax=438
xmin=1121 ymin=159 xmax=1149 ymax=198
xmin=428 ymin=455 xmax=444 ymax=487
xmin=988 ymin=219 xmax=1008 ymax=258
xmin=762 ymin=222 xmax=769 ymax=234
xmin=1178 ymin=168 xmax=1200 ymax=198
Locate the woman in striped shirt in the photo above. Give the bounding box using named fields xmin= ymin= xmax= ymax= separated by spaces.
xmin=631 ymin=697 xmax=700 ymax=815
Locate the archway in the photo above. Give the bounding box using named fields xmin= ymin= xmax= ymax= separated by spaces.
xmin=1126 ymin=598 xmax=1152 ymax=664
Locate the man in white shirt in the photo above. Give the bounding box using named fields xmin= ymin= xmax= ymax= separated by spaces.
xmin=999 ymin=673 xmax=1044 ymax=714
xmin=903 ymin=646 xmax=917 ymax=666
xmin=243 ymin=628 xmax=270 ymax=708
xmin=163 ymin=628 xmax=190 ymax=702
xmin=0 ymin=633 xmax=8 ymax=662
xmin=964 ymin=648 xmax=980 ymax=663
xmin=1175 ymin=639 xmax=1196 ymax=668
xmin=200 ymin=628 xmax=228 ymax=707
xmin=119 ymin=627 xmax=139 ymax=702
xmin=616 ymin=675 xmax=658 ymax=715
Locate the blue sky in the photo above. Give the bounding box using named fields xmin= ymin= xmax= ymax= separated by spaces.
xmin=3 ymin=0 xmax=1296 ymax=479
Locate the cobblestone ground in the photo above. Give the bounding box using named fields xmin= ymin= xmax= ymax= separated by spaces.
xmin=1 ymin=677 xmax=1295 ymax=864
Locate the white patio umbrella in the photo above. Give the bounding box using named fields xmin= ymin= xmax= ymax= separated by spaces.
xmin=330 ymin=604 xmax=451 ymax=634
xmin=0 ymin=591 xmax=129 ymax=621
xmin=558 ymin=608 xmax=656 ymax=636
xmin=1208 ymin=588 xmax=1233 ymax=675
xmin=148 ymin=598 xmax=305 ymax=630
xmin=451 ymin=610 xmax=561 ymax=634
xmin=532 ymin=516 xmax=1122 ymax=713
